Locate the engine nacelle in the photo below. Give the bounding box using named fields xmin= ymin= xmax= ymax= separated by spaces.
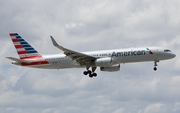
xmin=95 ymin=57 xmax=112 ymax=67
xmin=100 ymin=64 xmax=120 ymax=72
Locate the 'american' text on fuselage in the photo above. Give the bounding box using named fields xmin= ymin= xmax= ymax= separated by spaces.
xmin=112 ymin=50 xmax=146 ymax=57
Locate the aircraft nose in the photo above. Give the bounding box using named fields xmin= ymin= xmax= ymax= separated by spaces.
xmin=169 ymin=53 xmax=176 ymax=59
xmin=165 ymin=52 xmax=176 ymax=59
xmin=171 ymin=53 xmax=176 ymax=58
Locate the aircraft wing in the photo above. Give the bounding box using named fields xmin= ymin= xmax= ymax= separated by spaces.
xmin=6 ymin=57 xmax=31 ymax=63
xmin=50 ymin=36 xmax=97 ymax=65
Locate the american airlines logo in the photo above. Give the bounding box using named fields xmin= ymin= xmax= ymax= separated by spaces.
xmin=112 ymin=50 xmax=146 ymax=57
xmin=146 ymin=48 xmax=153 ymax=54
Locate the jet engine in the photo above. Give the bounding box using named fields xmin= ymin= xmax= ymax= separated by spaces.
xmin=100 ymin=64 xmax=120 ymax=72
xmin=95 ymin=57 xmax=112 ymax=67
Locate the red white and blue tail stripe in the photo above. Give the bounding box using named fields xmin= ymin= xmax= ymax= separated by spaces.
xmin=10 ymin=33 xmax=42 ymax=59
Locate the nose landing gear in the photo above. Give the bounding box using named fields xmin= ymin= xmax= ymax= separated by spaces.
xmin=153 ymin=60 xmax=159 ymax=71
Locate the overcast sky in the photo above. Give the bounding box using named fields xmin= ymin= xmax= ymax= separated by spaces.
xmin=0 ymin=0 xmax=180 ymax=113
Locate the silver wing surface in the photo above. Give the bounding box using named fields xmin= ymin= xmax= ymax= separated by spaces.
xmin=50 ymin=36 xmax=97 ymax=66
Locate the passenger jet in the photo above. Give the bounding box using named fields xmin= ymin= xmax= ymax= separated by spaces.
xmin=6 ymin=33 xmax=176 ymax=78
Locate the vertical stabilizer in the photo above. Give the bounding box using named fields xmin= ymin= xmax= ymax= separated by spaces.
xmin=9 ymin=33 xmax=42 ymax=59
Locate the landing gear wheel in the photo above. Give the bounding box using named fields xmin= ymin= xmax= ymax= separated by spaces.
xmin=153 ymin=67 xmax=157 ymax=71
xmin=153 ymin=61 xmax=159 ymax=71
xmin=87 ymin=70 xmax=91 ymax=74
xmin=83 ymin=71 xmax=88 ymax=75
xmin=89 ymin=74 xmax=93 ymax=78
xmin=84 ymin=70 xmax=92 ymax=75
xmin=92 ymin=73 xmax=97 ymax=77
xmin=88 ymin=73 xmax=97 ymax=78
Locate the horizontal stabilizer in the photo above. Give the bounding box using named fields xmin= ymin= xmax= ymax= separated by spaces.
xmin=6 ymin=57 xmax=31 ymax=63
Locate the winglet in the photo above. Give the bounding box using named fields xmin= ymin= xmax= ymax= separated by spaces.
xmin=50 ymin=36 xmax=59 ymax=47
xmin=50 ymin=36 xmax=66 ymax=51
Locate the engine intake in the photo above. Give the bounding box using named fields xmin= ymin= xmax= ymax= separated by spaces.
xmin=95 ymin=57 xmax=112 ymax=67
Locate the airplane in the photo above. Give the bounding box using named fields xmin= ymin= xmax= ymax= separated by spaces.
xmin=6 ymin=33 xmax=176 ymax=78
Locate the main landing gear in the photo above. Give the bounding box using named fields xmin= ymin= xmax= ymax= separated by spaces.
xmin=153 ymin=60 xmax=159 ymax=71
xmin=83 ymin=67 xmax=97 ymax=78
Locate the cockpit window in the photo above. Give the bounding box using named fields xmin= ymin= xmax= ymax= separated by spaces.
xmin=164 ymin=49 xmax=171 ymax=52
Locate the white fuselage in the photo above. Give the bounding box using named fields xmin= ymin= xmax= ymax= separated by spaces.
xmin=8 ymin=33 xmax=176 ymax=77
xmin=13 ymin=46 xmax=175 ymax=69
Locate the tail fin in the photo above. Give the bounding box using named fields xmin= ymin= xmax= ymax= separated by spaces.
xmin=9 ymin=33 xmax=42 ymax=59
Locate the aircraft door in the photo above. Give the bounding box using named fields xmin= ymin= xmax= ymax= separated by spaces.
xmin=156 ymin=49 xmax=159 ymax=55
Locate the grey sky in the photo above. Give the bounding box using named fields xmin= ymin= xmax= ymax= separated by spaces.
xmin=0 ymin=0 xmax=180 ymax=113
